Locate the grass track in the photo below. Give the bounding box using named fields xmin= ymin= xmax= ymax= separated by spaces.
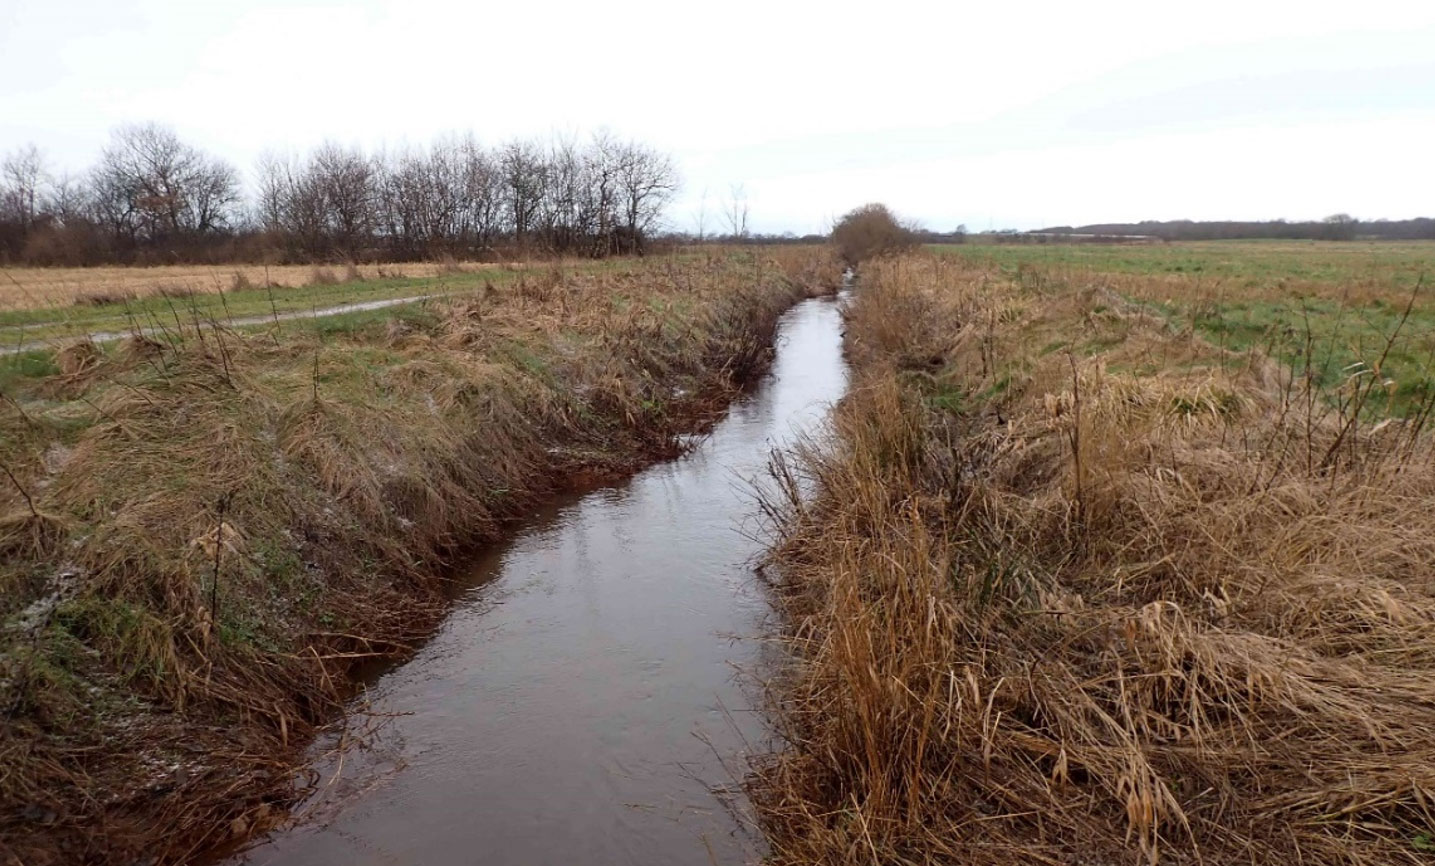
xmin=0 ymin=269 xmax=514 ymax=345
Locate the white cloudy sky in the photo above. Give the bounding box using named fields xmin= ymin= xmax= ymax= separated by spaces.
xmin=2 ymin=0 xmax=1433 ymax=234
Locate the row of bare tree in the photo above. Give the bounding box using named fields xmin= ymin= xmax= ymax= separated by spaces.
xmin=0 ymin=124 xmax=679 ymax=265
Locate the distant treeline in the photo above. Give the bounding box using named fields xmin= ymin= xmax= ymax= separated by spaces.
xmin=0 ymin=124 xmax=679 ymax=266
xmin=1036 ymin=217 xmax=1435 ymax=242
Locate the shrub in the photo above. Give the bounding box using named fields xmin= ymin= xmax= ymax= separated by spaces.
xmin=831 ymin=202 xmax=919 ymax=265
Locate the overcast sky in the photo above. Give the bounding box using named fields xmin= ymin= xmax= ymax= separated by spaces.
xmin=2 ymin=0 xmax=1433 ymax=234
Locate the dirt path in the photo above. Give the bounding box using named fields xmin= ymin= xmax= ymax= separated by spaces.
xmin=0 ymin=294 xmax=437 ymax=356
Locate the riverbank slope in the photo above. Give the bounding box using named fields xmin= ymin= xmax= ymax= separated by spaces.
xmin=0 ymin=248 xmax=840 ymax=865
xmin=755 ymin=251 xmax=1435 ymax=865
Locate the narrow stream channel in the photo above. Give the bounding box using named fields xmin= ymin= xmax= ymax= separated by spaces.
xmin=231 ymin=294 xmax=848 ymax=866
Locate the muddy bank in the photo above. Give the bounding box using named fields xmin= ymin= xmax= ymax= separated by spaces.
xmin=0 ymin=249 xmax=840 ymax=865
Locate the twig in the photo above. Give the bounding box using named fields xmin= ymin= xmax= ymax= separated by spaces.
xmin=0 ymin=459 xmax=39 ymax=518
xmin=0 ymin=387 xmax=37 ymax=427
xmin=1319 ymin=274 xmax=1422 ymax=470
xmin=1066 ymin=353 xmax=1085 ymax=532
xmin=211 ymin=493 xmax=230 ymax=621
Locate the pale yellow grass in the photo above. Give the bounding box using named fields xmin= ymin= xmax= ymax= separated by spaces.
xmin=0 ymin=262 xmax=500 ymax=311
xmin=753 ymin=252 xmax=1435 ymax=866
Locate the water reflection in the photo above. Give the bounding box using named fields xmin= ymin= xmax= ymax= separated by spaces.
xmin=233 ymin=295 xmax=848 ymax=866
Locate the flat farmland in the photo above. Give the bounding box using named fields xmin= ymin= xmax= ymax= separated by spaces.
xmin=0 ymin=261 xmax=512 ymax=310
xmin=0 ymin=262 xmax=550 ymax=347
xmin=935 ymin=240 xmax=1435 ymax=413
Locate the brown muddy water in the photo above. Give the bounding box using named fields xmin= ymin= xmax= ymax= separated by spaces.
xmin=229 ymin=295 xmax=848 ymax=866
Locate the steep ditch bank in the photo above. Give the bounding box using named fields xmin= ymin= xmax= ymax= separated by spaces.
xmin=0 ymin=249 xmax=840 ymax=865
xmin=229 ymin=290 xmax=851 ymax=866
xmin=752 ymin=251 xmax=1435 ymax=865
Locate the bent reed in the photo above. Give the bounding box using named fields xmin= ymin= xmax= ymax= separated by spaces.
xmin=754 ymin=251 xmax=1435 ymax=865
xmin=0 ymin=248 xmax=841 ymax=865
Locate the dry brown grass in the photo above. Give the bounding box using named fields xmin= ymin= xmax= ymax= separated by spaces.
xmin=0 ymin=247 xmax=841 ymax=865
xmin=994 ymin=254 xmax=1432 ymax=322
xmin=0 ymin=261 xmax=524 ymax=311
xmin=754 ymin=252 xmax=1435 ymax=865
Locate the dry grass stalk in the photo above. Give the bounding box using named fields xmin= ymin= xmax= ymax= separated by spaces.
xmin=0 ymin=247 xmax=840 ymax=864
xmin=0 ymin=261 xmax=536 ymax=311
xmin=753 ymin=251 xmax=1435 ymax=865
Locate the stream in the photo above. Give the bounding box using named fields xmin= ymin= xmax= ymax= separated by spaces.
xmin=231 ymin=293 xmax=848 ymax=866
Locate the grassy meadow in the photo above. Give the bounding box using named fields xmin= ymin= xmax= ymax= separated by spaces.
xmin=935 ymin=240 xmax=1435 ymax=412
xmin=0 ymin=260 xmax=522 ymax=311
xmin=753 ymin=243 xmax=1435 ymax=865
xmin=0 ymin=262 xmax=550 ymax=347
xmin=0 ymin=247 xmax=840 ymax=865
xmin=934 ymin=239 xmax=1433 ymax=286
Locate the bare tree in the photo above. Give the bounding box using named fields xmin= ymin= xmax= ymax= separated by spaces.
xmin=46 ymin=173 xmax=88 ymax=226
xmin=92 ymin=123 xmax=239 ymax=250
xmin=692 ymin=186 xmax=710 ymax=242
xmin=255 ymin=150 xmax=328 ymax=257
xmin=614 ymin=140 xmax=678 ymax=252
xmin=310 ymin=142 xmax=376 ymax=258
xmin=189 ymin=155 xmax=241 ymax=236
xmin=378 ymin=145 xmax=432 ymax=258
xmin=539 ymin=133 xmax=590 ymax=253
xmin=254 ymin=150 xmax=291 ymax=234
xmin=500 ymin=139 xmax=547 ymax=250
xmin=1322 ymin=213 xmax=1358 ymax=241
xmin=458 ymin=135 xmax=501 ymax=254
xmin=725 ymin=183 xmax=749 ymax=240
xmin=585 ymin=129 xmax=621 ymax=256
xmin=5 ymin=125 xmax=682 ymax=264
xmin=1 ymin=144 xmax=49 ymax=233
xmin=425 ymin=136 xmax=467 ymax=253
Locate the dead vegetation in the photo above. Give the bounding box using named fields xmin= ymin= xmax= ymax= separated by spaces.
xmin=0 ymin=247 xmax=840 ymax=865
xmin=0 ymin=261 xmax=510 ymax=311
xmin=753 ymin=252 xmax=1435 ymax=865
xmin=830 ymin=203 xmax=920 ymax=266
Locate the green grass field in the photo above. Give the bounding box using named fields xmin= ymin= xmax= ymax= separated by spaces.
xmin=934 ymin=240 xmax=1435 ymax=415
xmin=933 ymin=239 xmax=1435 ymax=288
